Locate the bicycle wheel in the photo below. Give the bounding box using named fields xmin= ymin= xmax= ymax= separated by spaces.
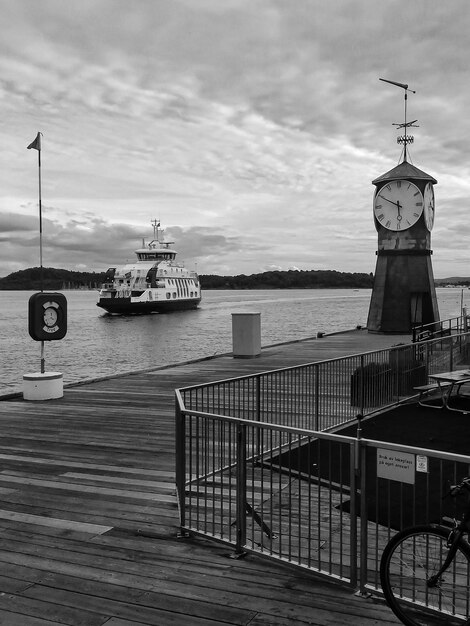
xmin=380 ymin=525 xmax=470 ymax=626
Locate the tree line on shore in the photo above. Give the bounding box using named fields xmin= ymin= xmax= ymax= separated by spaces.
xmin=0 ymin=267 xmax=374 ymax=290
xmin=0 ymin=267 xmax=106 ymax=290
xmin=0 ymin=266 xmax=467 ymax=290
xmin=201 ymin=269 xmax=374 ymax=289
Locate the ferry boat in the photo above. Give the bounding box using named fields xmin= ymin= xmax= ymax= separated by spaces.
xmin=97 ymin=220 xmax=201 ymax=315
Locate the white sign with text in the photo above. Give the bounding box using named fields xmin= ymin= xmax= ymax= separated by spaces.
xmin=377 ymin=448 xmax=415 ymax=484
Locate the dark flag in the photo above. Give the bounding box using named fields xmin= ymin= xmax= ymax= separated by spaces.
xmin=27 ymin=133 xmax=41 ymax=151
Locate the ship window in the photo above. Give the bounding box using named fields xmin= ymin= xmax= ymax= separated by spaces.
xmin=172 ymin=292 xmax=176 ymax=298
xmin=166 ymin=293 xmax=170 ymax=299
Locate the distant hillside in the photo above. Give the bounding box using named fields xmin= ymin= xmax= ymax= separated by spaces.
xmin=3 ymin=267 xmax=466 ymax=291
xmin=0 ymin=266 xmax=375 ymax=290
xmin=0 ymin=267 xmax=106 ymax=290
xmin=199 ymin=269 xmax=374 ymax=289
xmin=435 ymin=277 xmax=470 ymax=286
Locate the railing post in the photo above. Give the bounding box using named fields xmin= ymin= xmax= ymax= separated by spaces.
xmin=314 ymin=364 xmax=320 ymax=430
xmin=349 ymin=428 xmax=358 ymax=588
xmin=423 ymin=339 xmax=429 ymax=378
xmin=359 ymin=354 xmax=365 ymax=416
xmin=175 ymin=392 xmax=187 ymax=531
xmin=256 ymin=374 xmax=261 ymax=422
xmin=255 ymin=375 xmax=262 ymax=459
xmin=234 ymin=423 xmax=247 ymax=556
xmin=358 ymin=433 xmax=369 ymax=595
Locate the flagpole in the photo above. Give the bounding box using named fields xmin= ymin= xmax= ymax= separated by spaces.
xmin=38 ymin=144 xmax=45 ymax=374
xmin=38 ymin=143 xmax=43 ymax=292
xmin=28 ymin=132 xmax=45 ymax=373
xmin=36 ymin=136 xmax=45 ymax=373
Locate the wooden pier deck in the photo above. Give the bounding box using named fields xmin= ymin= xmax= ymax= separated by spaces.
xmin=0 ymin=330 xmax=406 ymax=625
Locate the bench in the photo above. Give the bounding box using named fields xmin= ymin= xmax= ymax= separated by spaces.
xmin=414 ymin=380 xmax=470 ymax=408
xmin=414 ymin=383 xmax=450 ymax=408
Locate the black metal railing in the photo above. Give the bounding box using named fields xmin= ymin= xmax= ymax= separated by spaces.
xmin=412 ymin=313 xmax=470 ymax=342
xmin=175 ymin=331 xmax=470 ymax=603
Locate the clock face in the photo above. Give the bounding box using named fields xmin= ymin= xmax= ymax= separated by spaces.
xmin=43 ymin=306 xmax=58 ymax=327
xmin=373 ymin=180 xmax=423 ymax=231
xmin=423 ymin=182 xmax=435 ymax=231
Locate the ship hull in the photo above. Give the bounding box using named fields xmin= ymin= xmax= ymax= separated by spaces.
xmin=97 ymin=296 xmax=201 ymax=315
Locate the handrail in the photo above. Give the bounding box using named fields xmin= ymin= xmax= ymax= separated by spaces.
xmin=412 ymin=313 xmax=469 ymax=342
xmin=175 ymin=330 xmax=470 ymax=599
xmin=178 ymin=332 xmax=470 ymax=428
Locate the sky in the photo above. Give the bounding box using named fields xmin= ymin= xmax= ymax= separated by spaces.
xmin=1 ymin=0 xmax=470 ymax=279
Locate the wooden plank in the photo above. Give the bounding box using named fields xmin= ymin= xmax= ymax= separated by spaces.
xmin=0 ymin=453 xmax=175 ymax=477
xmin=23 ymin=584 xmax=251 ymax=626
xmin=0 ymin=475 xmax=177 ymax=502
xmin=0 ymin=610 xmax=65 ymax=626
xmin=0 ymin=593 xmax=108 ymax=626
xmin=60 ymin=473 xmax=175 ymax=490
xmin=0 ymin=510 xmax=112 ymax=534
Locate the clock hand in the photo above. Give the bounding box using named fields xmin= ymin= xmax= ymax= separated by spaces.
xmin=378 ymin=194 xmax=400 ymax=209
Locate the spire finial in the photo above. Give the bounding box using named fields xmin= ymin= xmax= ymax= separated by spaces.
xmin=379 ymin=78 xmax=419 ymax=162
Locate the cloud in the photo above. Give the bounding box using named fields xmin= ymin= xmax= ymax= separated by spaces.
xmin=1 ymin=0 xmax=470 ymax=279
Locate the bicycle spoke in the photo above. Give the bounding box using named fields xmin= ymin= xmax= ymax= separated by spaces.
xmin=381 ymin=527 xmax=470 ymax=626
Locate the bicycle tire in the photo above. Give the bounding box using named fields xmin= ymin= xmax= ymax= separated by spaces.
xmin=380 ymin=524 xmax=470 ymax=626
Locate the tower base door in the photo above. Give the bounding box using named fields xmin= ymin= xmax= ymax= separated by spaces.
xmin=410 ymin=291 xmax=434 ymax=327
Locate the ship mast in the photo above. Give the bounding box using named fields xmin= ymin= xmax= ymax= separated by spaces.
xmin=151 ymin=218 xmax=160 ymax=241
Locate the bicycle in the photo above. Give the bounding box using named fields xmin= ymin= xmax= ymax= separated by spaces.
xmin=380 ymin=476 xmax=470 ymax=626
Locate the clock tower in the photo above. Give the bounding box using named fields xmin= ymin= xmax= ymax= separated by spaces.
xmin=366 ymin=79 xmax=439 ymax=333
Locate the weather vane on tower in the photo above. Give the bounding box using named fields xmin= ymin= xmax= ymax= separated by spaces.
xmin=379 ymin=77 xmax=418 ymax=163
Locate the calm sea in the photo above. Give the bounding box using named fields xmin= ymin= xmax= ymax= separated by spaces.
xmin=1 ymin=287 xmax=467 ymax=395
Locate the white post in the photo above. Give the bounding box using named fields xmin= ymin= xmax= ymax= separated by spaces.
xmin=231 ymin=312 xmax=261 ymax=358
